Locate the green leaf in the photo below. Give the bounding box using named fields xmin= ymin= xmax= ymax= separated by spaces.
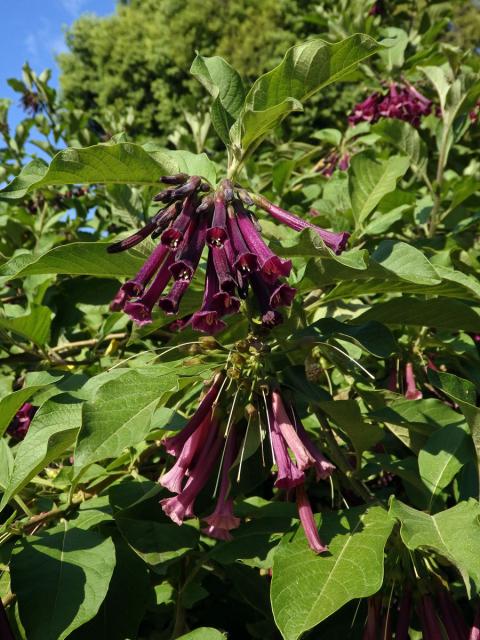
xmin=427 ymin=371 xmax=480 ymax=485
xmin=177 ymin=629 xmax=227 ymax=640
xmin=112 ymin=481 xmax=199 ymax=568
xmin=0 ymin=305 xmax=52 ymax=345
xmin=297 ymin=318 xmax=396 ymax=358
xmin=0 ymin=243 xmax=144 ymax=282
xmin=418 ymin=422 xmax=473 ymax=503
xmin=70 ymin=536 xmax=150 ymax=640
xmin=357 ymin=297 xmax=480 ymax=332
xmin=191 ymin=54 xmax=245 ymax=146
xmin=372 ymin=119 xmax=427 ymax=175
xmin=0 ymin=373 xmax=63 ymax=437
xmin=151 ymin=149 xmax=217 ymax=186
xmin=11 ymin=524 xmax=116 ymax=640
xmin=0 ymin=396 xmax=82 ymax=511
xmin=236 ymin=34 xmax=380 ymax=158
xmin=74 ymin=369 xmax=178 ymax=474
xmin=0 ymin=439 xmax=13 ymax=490
xmin=271 ymin=505 xmax=394 ymax=640
xmin=349 ymin=154 xmax=410 ymax=226
xmin=0 ymin=143 xmax=217 ymax=199
xmin=319 ymin=400 xmax=383 ymax=457
xmin=389 ymin=498 xmax=480 ymax=595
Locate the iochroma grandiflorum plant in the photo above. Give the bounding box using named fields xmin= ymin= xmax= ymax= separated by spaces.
xmin=1 ymin=4 xmax=480 ymax=639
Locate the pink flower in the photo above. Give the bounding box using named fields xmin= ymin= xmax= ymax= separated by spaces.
xmin=295 ymin=485 xmax=328 ymax=554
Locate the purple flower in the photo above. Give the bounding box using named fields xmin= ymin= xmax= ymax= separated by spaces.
xmin=253 ymin=195 xmax=350 ymax=254
xmin=159 ymin=375 xmax=333 ymax=554
xmin=363 ymin=597 xmax=382 ymax=640
xmin=395 ymin=589 xmax=412 ymax=640
xmin=437 ymin=590 xmax=469 ymax=640
xmin=8 ymin=403 xmax=37 ymax=440
xmin=202 ymin=426 xmax=240 ymax=541
xmin=349 ymin=82 xmax=433 ymax=128
xmin=107 ymin=174 xmax=349 ymax=333
xmin=295 ymin=485 xmax=328 ymax=554
xmin=470 ymin=602 xmax=480 ymax=640
xmin=404 ymin=362 xmax=422 ymax=400
xmin=418 ymin=595 xmax=443 ymax=640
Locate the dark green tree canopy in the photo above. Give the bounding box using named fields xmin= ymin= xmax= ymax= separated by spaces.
xmin=58 ymin=0 xmax=317 ymax=140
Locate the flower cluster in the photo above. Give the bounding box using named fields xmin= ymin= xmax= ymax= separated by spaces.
xmin=316 ymin=150 xmax=350 ymax=177
xmin=109 ymin=175 xmax=349 ymax=333
xmin=7 ymin=403 xmax=37 ymax=441
xmin=364 ymin=588 xmax=477 ymax=640
xmin=159 ymin=369 xmax=334 ymax=552
xmin=348 ymin=82 xmax=432 ymax=128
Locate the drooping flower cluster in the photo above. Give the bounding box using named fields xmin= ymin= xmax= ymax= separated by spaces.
xmin=348 ymin=82 xmax=432 ymax=128
xmin=364 ymin=587 xmax=476 ymax=640
xmin=316 ymin=150 xmax=350 ymax=177
xmin=108 ymin=175 xmax=350 ymax=333
xmin=159 ymin=369 xmax=334 ymax=552
xmin=7 ymin=403 xmax=37 ymax=441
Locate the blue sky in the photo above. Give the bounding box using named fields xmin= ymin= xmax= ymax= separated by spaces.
xmin=2 ymin=0 xmax=116 ymax=128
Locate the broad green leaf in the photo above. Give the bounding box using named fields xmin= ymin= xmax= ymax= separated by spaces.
xmin=349 ymin=154 xmax=410 ymax=225
xmin=0 ymin=396 xmax=82 ymax=511
xmin=372 ymin=119 xmax=427 ymax=175
xmin=191 ymin=54 xmax=245 ymax=146
xmin=271 ymin=505 xmax=394 ymax=640
xmin=420 ymin=65 xmax=451 ymax=112
xmin=389 ymin=498 xmax=480 ymax=595
xmin=70 ymin=536 xmax=150 ymax=640
xmin=0 ymin=305 xmax=52 ymax=345
xmin=378 ymin=27 xmax=409 ymax=69
xmin=0 ymin=243 xmax=144 ymax=282
xmin=0 ymin=143 xmax=217 ymax=199
xmin=297 ymin=318 xmax=396 ymax=358
xmin=319 ymin=400 xmax=383 ymax=456
xmin=357 ymin=297 xmax=480 ymax=332
xmin=236 ymin=34 xmax=380 ymax=157
xmin=0 ymin=440 xmax=13 ymax=490
xmin=427 ymin=371 xmax=480 ymax=485
xmin=0 ymin=373 xmax=63 ymax=437
xmin=112 ymin=482 xmax=199 ymax=568
xmin=177 ymin=629 xmax=227 ymax=640
xmin=11 ymin=524 xmax=115 ymax=640
xmin=74 ymin=369 xmax=178 ymax=473
xmin=418 ymin=422 xmax=473 ymax=504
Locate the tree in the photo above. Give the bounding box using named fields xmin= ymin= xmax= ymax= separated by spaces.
xmin=58 ymin=0 xmax=317 ymax=141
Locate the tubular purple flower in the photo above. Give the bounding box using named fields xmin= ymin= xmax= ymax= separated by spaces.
xmin=121 ymin=242 xmax=171 ymax=299
xmin=202 ymin=427 xmax=241 ymax=540
xmin=8 ymin=403 xmax=37 ymax=440
xmin=293 ymin=416 xmax=335 ymax=480
xmin=269 ymin=405 xmax=305 ymax=490
xmin=253 ymin=196 xmax=350 ymax=254
xmin=227 ymin=207 xmax=258 ymax=274
xmin=161 ymin=418 xmax=222 ymax=525
xmin=250 ymin=274 xmax=283 ymax=328
xmin=123 ymin=253 xmax=174 ymax=325
xmin=405 ymin=362 xmax=422 ymax=400
xmin=161 ymin=194 xmax=196 ymax=250
xmin=160 ymin=415 xmax=212 ymax=493
xmin=191 ymin=254 xmax=227 ymax=335
xmin=213 ymin=291 xmax=240 ymax=317
xmin=170 ymin=215 xmax=208 ymax=282
xmin=207 ymin=192 xmax=228 ymax=248
xmin=158 ymin=279 xmax=190 ymax=315
xmin=107 ymin=217 xmax=159 ymax=253
xmin=162 ymin=374 xmax=224 ymax=457
xmin=110 ymin=287 xmax=129 ymax=311
xmin=236 ymin=206 xmax=292 ymax=282
xmin=159 ymin=173 xmax=189 ymax=185
xmin=419 ymin=595 xmax=443 ymax=640
xmin=210 ymin=244 xmax=236 ymax=295
xmin=271 ymin=390 xmax=317 ymax=472
xmin=395 ymin=589 xmax=412 ymax=640
xmin=363 ymin=597 xmax=382 ymax=640
xmin=269 ymin=282 xmax=296 ymax=309
xmin=437 ymin=590 xmax=469 ymax=640
xmin=295 ymin=484 xmax=328 ymax=554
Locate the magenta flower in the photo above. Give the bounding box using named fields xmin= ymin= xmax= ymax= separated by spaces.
xmin=108 ymin=175 xmax=349 ymax=332
xmin=363 ymin=597 xmax=382 ymax=640
xmin=418 ymin=594 xmax=443 ymax=640
xmin=0 ymin=598 xmax=14 ymax=640
xmin=404 ymin=362 xmax=422 ymax=400
xmin=395 ymin=589 xmax=412 ymax=640
xmin=470 ymin=603 xmax=480 ymax=640
xmin=349 ymin=82 xmax=432 ymax=128
xmin=159 ymin=373 xmax=334 ymax=553
xmin=7 ymin=402 xmax=37 ymax=440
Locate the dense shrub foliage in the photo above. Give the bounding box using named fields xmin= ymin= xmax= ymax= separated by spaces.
xmin=1 ymin=1 xmax=480 ymax=639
